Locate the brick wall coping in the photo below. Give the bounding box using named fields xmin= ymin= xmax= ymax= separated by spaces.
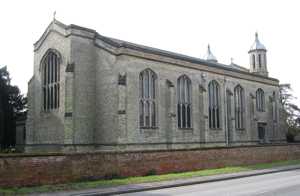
xmin=1 ymin=143 xmax=299 ymax=158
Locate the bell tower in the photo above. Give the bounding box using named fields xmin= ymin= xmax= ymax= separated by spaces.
xmin=248 ymin=32 xmax=268 ymax=76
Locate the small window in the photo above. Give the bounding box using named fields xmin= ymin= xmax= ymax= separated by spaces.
xmin=258 ymin=54 xmax=262 ymax=68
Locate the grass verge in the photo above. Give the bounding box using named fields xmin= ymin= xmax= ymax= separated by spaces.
xmin=1 ymin=159 xmax=300 ymax=194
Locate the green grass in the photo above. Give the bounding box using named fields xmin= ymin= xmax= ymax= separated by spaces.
xmin=1 ymin=159 xmax=300 ymax=195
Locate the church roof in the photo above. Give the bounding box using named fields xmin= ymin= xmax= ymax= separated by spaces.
xmin=35 ymin=20 xmax=281 ymax=83
xmin=102 ymin=35 xmax=249 ymax=72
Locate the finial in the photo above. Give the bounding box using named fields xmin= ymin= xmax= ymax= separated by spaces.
xmin=255 ymin=32 xmax=258 ymax=40
xmin=204 ymin=44 xmax=218 ymax=63
xmin=53 ymin=11 xmax=56 ymax=21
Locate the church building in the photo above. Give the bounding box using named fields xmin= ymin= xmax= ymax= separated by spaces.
xmin=26 ymin=19 xmax=287 ymax=152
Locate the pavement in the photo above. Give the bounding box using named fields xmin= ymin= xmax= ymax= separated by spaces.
xmin=38 ymin=164 xmax=300 ymax=196
xmin=120 ymin=168 xmax=300 ymax=196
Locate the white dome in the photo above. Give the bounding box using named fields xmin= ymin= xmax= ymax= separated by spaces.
xmin=249 ymin=32 xmax=266 ymax=51
xmin=204 ymin=44 xmax=218 ymax=63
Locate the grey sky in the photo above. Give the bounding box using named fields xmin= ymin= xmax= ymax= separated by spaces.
xmin=1 ymin=0 xmax=299 ymax=104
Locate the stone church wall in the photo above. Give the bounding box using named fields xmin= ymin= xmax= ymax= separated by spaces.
xmin=111 ymin=53 xmax=283 ymax=150
xmin=26 ymin=24 xmax=71 ymax=151
xmin=26 ymin=21 xmax=287 ymax=152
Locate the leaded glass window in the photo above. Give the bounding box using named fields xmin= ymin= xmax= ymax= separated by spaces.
xmin=234 ymin=85 xmax=245 ymax=129
xmin=139 ymin=69 xmax=157 ymax=128
xmin=256 ymin=88 xmax=265 ymax=112
xmin=42 ymin=50 xmax=60 ymax=111
xmin=177 ymin=75 xmax=192 ymax=128
xmin=208 ymin=80 xmax=220 ymax=129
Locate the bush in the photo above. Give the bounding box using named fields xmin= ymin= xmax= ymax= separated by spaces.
xmin=0 ymin=146 xmax=17 ymax=153
xmin=286 ymin=125 xmax=300 ymax=143
xmin=286 ymin=132 xmax=295 ymax=142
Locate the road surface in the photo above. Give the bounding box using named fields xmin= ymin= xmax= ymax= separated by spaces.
xmin=117 ymin=169 xmax=300 ymax=196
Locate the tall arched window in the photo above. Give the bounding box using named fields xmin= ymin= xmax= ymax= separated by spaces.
xmin=42 ymin=50 xmax=60 ymax=111
xmin=258 ymin=54 xmax=262 ymax=67
xmin=177 ymin=75 xmax=192 ymax=128
xmin=234 ymin=85 xmax=245 ymax=129
xmin=256 ymin=88 xmax=265 ymax=112
xmin=252 ymin=54 xmax=256 ymax=68
xmin=139 ymin=69 xmax=157 ymax=128
xmin=208 ymin=80 xmax=220 ymax=129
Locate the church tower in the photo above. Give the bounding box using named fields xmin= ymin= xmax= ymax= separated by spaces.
xmin=248 ymin=32 xmax=268 ymax=76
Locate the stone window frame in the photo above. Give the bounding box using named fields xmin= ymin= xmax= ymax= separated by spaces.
xmin=208 ymin=80 xmax=221 ymax=129
xmin=256 ymin=88 xmax=265 ymax=112
xmin=177 ymin=75 xmax=192 ymax=129
xmin=234 ymin=84 xmax=245 ymax=130
xmin=40 ymin=49 xmax=61 ymax=112
xmin=139 ymin=68 xmax=158 ymax=129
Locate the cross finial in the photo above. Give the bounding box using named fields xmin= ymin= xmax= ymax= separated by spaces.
xmin=53 ymin=11 xmax=56 ymax=21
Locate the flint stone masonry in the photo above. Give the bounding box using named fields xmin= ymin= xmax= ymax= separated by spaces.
xmin=26 ymin=19 xmax=287 ymax=152
xmin=1 ymin=144 xmax=300 ymax=187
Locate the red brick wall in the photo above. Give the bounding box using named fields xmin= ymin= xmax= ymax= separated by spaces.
xmin=1 ymin=144 xmax=300 ymax=187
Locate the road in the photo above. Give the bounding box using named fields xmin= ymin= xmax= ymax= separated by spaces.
xmin=117 ymin=169 xmax=300 ymax=196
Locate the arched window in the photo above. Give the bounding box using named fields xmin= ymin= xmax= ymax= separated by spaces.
xmin=256 ymin=88 xmax=265 ymax=112
xmin=177 ymin=75 xmax=192 ymax=128
xmin=252 ymin=54 xmax=256 ymax=68
xmin=208 ymin=80 xmax=220 ymax=129
xmin=258 ymin=54 xmax=262 ymax=67
xmin=42 ymin=50 xmax=60 ymax=111
xmin=139 ymin=69 xmax=157 ymax=128
xmin=234 ymin=85 xmax=245 ymax=129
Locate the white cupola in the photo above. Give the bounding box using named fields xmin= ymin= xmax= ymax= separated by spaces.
xmin=204 ymin=44 xmax=218 ymax=63
xmin=248 ymin=32 xmax=268 ymax=76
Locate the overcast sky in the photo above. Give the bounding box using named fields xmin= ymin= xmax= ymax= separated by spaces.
xmin=1 ymin=0 xmax=299 ymax=105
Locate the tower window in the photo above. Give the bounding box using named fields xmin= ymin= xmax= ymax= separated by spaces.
xmin=208 ymin=80 xmax=220 ymax=129
xmin=252 ymin=54 xmax=255 ymax=68
xmin=139 ymin=69 xmax=157 ymax=128
xmin=177 ymin=75 xmax=192 ymax=129
xmin=42 ymin=50 xmax=60 ymax=111
xmin=258 ymin=54 xmax=262 ymax=68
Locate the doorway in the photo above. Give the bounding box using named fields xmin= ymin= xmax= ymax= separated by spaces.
xmin=258 ymin=123 xmax=267 ymax=143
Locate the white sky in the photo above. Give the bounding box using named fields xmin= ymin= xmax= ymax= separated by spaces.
xmin=1 ymin=0 xmax=300 ymax=105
